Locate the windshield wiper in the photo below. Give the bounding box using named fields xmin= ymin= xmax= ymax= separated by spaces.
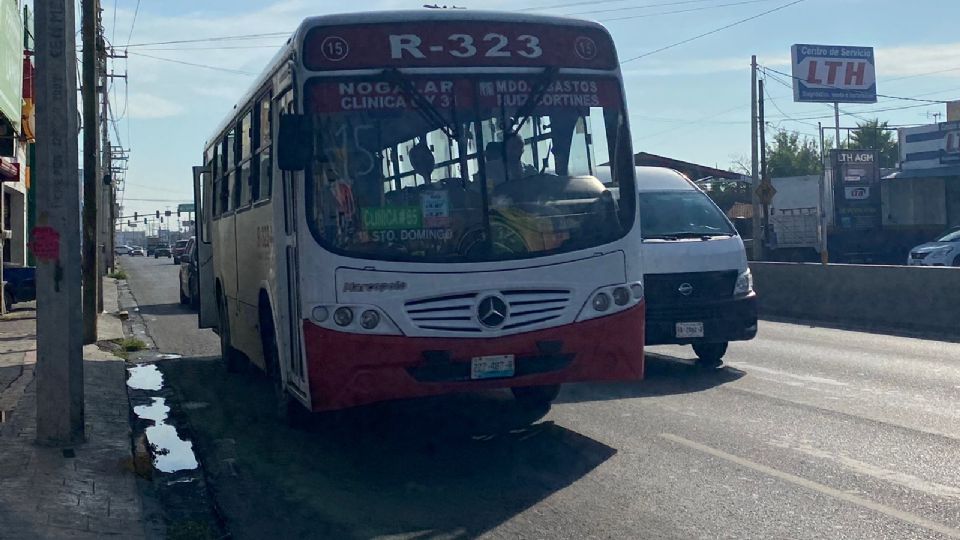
xmin=672 ymin=232 xmax=735 ymax=239
xmin=510 ymin=67 xmax=560 ymax=136
xmin=384 ymin=68 xmax=458 ymax=139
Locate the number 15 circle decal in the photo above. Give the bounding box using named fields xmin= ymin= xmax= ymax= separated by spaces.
xmin=321 ymin=36 xmax=350 ymax=62
xmin=574 ymin=36 xmax=598 ymax=61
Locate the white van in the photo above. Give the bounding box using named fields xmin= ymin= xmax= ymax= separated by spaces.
xmin=633 ymin=167 xmax=757 ymax=366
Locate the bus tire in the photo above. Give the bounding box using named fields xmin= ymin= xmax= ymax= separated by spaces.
xmin=511 ymin=384 xmax=561 ymax=410
xmin=218 ymin=295 xmax=242 ymax=373
xmin=260 ymin=307 xmax=308 ymax=426
xmin=953 ymin=255 xmax=960 ymax=267
xmin=693 ymin=342 xmax=728 ymax=368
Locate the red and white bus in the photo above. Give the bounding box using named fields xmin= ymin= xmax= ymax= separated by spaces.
xmin=192 ymin=10 xmax=645 ymax=418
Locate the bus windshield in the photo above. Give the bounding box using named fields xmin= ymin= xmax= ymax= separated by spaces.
xmin=304 ymin=75 xmax=635 ymax=263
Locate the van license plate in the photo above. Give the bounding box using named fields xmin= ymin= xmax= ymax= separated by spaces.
xmin=471 ymin=355 xmax=516 ymax=380
xmin=676 ymin=322 xmax=704 ymax=338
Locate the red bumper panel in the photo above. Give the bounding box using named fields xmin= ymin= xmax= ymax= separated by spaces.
xmin=301 ymin=303 xmax=645 ymax=411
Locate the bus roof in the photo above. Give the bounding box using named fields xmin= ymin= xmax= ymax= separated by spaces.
xmin=204 ymin=10 xmax=612 ymax=149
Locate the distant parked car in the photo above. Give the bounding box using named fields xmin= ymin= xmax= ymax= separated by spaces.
xmin=3 ymin=263 xmax=36 ymax=311
xmin=179 ymin=238 xmax=199 ymax=308
xmin=129 ymin=246 xmax=146 ymax=256
xmin=115 ymin=245 xmax=132 ymax=255
xmin=907 ymin=227 xmax=960 ymax=267
xmin=172 ymin=239 xmax=190 ymax=264
xmin=154 ymin=244 xmax=172 ymax=258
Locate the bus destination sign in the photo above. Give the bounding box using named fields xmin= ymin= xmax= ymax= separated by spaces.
xmin=303 ymin=22 xmax=617 ymax=71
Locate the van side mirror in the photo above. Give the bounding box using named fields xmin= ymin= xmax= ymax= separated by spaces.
xmin=277 ymin=113 xmax=311 ymax=171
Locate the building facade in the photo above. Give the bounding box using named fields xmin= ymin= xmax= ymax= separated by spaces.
xmin=0 ymin=0 xmax=29 ymax=266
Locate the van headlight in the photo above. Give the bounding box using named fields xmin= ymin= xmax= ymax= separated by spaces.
xmin=734 ymin=269 xmax=753 ymax=297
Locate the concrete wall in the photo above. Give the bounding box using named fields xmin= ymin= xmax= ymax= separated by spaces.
xmin=750 ymin=262 xmax=960 ymax=338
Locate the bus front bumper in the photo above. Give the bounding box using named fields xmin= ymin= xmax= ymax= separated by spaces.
xmin=301 ymin=303 xmax=645 ymax=412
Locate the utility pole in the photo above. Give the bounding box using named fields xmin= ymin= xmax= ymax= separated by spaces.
xmin=81 ymin=0 xmax=99 ymax=343
xmin=98 ymin=31 xmax=109 ymax=310
xmin=750 ymin=55 xmax=761 ymax=260
xmin=833 ymin=103 xmax=841 ymax=149
xmin=758 ymin=78 xmax=769 ymax=257
xmin=35 ymin=0 xmax=85 ymax=444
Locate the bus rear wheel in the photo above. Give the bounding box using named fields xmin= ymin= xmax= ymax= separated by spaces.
xmin=511 ymin=384 xmax=561 ymax=410
xmin=218 ymin=296 xmax=243 ymax=373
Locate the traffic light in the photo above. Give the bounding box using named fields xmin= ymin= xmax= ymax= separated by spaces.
xmin=160 ymin=217 xmax=164 ymax=224
xmin=134 ymin=211 xmax=138 ymax=220
xmin=143 ymin=218 xmax=147 ymax=224
xmin=177 ymin=210 xmax=181 ymax=217
xmin=156 ymin=210 xmax=160 ymax=219
xmin=165 ymin=210 xmax=172 ymax=217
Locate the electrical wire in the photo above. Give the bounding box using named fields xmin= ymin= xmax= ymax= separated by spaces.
xmin=124 ymin=32 xmax=290 ymax=48
xmin=599 ymin=0 xmax=776 ymax=23
xmin=761 ymin=66 xmax=950 ymax=104
xmin=124 ymin=0 xmax=141 ymax=47
xmin=128 ymin=52 xmax=258 ymax=76
xmin=566 ymin=0 xmax=740 ymax=15
xmin=619 ymin=0 xmax=805 ymax=64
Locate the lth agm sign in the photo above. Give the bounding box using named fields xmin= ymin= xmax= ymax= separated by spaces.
xmin=791 ymin=44 xmax=877 ymax=104
xmin=831 ymin=149 xmax=881 ymax=231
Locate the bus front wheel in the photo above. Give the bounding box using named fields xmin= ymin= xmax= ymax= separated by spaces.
xmin=260 ymin=308 xmax=308 ymax=426
xmin=511 ymin=384 xmax=561 ymax=410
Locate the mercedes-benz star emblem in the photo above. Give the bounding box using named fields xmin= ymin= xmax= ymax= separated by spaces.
xmin=678 ymin=283 xmax=694 ymax=296
xmin=477 ymin=296 xmax=508 ymax=328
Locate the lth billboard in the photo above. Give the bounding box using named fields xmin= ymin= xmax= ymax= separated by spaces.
xmin=791 ymin=44 xmax=877 ymax=104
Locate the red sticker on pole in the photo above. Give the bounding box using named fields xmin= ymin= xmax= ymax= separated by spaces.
xmin=29 ymin=226 xmax=61 ymax=262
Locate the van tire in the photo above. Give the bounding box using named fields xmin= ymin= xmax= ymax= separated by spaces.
xmin=512 ymin=384 xmax=561 ymax=410
xmin=693 ymin=342 xmax=728 ymax=367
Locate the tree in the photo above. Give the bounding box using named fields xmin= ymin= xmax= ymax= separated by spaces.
xmin=766 ymin=130 xmax=823 ymax=178
xmin=845 ymin=119 xmax=898 ymax=168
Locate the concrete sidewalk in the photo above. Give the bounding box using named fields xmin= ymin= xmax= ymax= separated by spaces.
xmin=0 ymin=278 xmax=157 ymax=539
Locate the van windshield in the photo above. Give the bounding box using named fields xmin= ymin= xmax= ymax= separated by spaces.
xmin=639 ymin=190 xmax=736 ymax=239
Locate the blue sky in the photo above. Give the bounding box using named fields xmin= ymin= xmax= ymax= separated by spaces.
xmin=102 ymin=0 xmax=960 ymax=217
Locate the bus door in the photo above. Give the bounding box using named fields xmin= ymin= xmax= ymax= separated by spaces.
xmin=193 ymin=165 xmax=218 ymax=328
xmin=273 ymin=82 xmax=308 ymax=395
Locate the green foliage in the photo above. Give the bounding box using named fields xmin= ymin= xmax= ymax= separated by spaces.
xmin=108 ymin=270 xmax=127 ymax=280
xmin=114 ymin=337 xmax=146 ymax=352
xmin=767 ymin=130 xmax=823 ymax=178
xmin=844 ymin=118 xmax=898 ymax=168
xmin=700 ymin=180 xmax=751 ymax=213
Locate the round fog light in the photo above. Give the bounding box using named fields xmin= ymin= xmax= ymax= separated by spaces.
xmin=630 ymin=283 xmax=644 ymax=299
xmin=612 ymin=286 xmax=630 ymax=306
xmin=312 ymin=306 xmax=329 ymax=323
xmin=333 ymin=307 xmax=354 ymax=327
xmin=592 ymin=292 xmax=611 ymax=312
xmin=360 ymin=310 xmax=381 ymax=330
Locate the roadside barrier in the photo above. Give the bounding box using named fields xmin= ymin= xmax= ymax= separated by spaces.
xmin=749 ymin=262 xmax=960 ymax=338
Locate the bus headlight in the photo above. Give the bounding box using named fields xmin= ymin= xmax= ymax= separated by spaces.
xmin=612 ymin=287 xmax=631 ymax=306
xmin=333 ymin=307 xmax=354 ymax=327
xmin=360 ymin=310 xmax=381 ymax=330
xmin=630 ymin=283 xmax=644 ymax=299
xmin=312 ymin=306 xmax=330 ymax=323
xmin=592 ymin=292 xmax=611 ymax=312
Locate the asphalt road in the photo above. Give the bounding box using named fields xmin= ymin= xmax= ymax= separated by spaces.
xmin=120 ymin=255 xmax=960 ymax=540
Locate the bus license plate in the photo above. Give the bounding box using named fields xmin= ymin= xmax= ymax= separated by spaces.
xmin=470 ymin=355 xmax=516 ymax=380
xmin=676 ymin=322 xmax=704 ymax=338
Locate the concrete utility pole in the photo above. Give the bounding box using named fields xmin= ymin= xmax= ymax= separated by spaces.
xmin=758 ymin=78 xmax=769 ymax=256
xmin=99 ymin=43 xmax=110 ymax=303
xmin=750 ymin=55 xmax=761 ymax=260
xmin=34 ymin=0 xmax=85 ymax=445
xmin=81 ymin=0 xmax=99 ymax=342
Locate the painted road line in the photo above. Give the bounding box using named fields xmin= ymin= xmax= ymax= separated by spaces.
xmin=660 ymin=433 xmax=960 ymax=539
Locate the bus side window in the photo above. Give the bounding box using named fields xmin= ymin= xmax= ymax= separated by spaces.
xmin=256 ymin=95 xmax=272 ymax=201
xmin=239 ymin=112 xmax=253 ymax=207
xmin=222 ymin=134 xmax=233 ymax=212
xmin=229 ymin=125 xmax=242 ymax=210
xmin=211 ymin=144 xmax=221 ymax=218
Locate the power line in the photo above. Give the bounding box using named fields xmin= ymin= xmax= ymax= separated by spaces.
xmin=135 ymin=45 xmax=281 ymax=52
xmin=884 ymin=66 xmax=960 ymax=83
xmin=619 ymin=0 xmax=805 ymax=64
xmin=598 ymin=0 xmax=776 ymax=23
xmin=762 ymin=66 xmax=951 ymax=104
xmin=567 ymin=0 xmax=736 ymax=15
xmin=124 ymin=0 xmax=141 ymax=47
xmin=128 ymin=52 xmax=258 ymax=76
xmin=125 ymin=32 xmax=290 ymax=48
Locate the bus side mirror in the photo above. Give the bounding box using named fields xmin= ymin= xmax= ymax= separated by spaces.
xmin=277 ymin=113 xmax=311 ymax=171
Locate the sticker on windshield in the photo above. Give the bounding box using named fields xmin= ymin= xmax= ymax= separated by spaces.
xmin=421 ymin=192 xmax=450 ymax=228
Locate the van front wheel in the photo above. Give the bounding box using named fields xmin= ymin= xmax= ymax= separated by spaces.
xmin=693 ymin=342 xmax=728 ymax=368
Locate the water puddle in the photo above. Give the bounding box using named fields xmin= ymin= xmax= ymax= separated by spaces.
xmin=133 ymin=397 xmax=199 ymax=473
xmin=156 ymin=353 xmax=182 ymax=360
xmin=127 ymin=364 xmax=163 ymax=391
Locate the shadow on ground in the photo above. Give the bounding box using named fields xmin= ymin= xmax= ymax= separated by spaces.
xmin=134 ymin=303 xmax=194 ymax=318
xmin=556 ymin=353 xmax=745 ymax=404
xmin=159 ymin=357 xmax=616 ymax=540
